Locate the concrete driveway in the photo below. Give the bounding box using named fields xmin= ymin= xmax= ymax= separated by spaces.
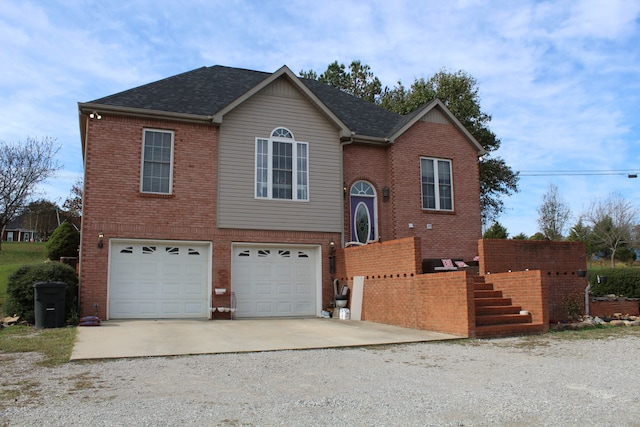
xmin=71 ymin=318 xmax=460 ymax=360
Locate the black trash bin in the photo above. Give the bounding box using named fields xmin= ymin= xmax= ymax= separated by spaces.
xmin=33 ymin=281 xmax=67 ymax=328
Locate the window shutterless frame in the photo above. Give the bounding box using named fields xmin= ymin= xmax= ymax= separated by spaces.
xmin=420 ymin=157 xmax=453 ymax=211
xmin=255 ymin=127 xmax=308 ymax=201
xmin=141 ymin=129 xmax=174 ymax=194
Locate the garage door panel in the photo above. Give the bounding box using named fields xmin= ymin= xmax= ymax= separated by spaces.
xmin=109 ymin=241 xmax=210 ymax=319
xmin=296 ymin=284 xmax=312 ymax=295
xmin=183 ymin=302 xmax=206 ymax=316
xmin=161 ymin=302 xmax=180 ymax=315
xmin=184 ymin=283 xmax=206 ymax=296
xmin=232 ymin=245 xmax=318 ymax=318
xmin=275 ymin=265 xmax=292 ymax=277
xmin=276 ymin=283 xmax=294 ymax=296
xmin=276 ymin=302 xmax=293 ymax=314
xmin=255 ymin=302 xmax=273 ymax=315
xmin=139 ymin=263 xmax=158 ymax=275
xmin=254 ymin=283 xmax=272 ymax=295
xmin=256 ymin=265 xmax=272 ymax=276
xmin=139 ymin=282 xmax=159 ymax=296
xmin=162 ymin=283 xmax=180 ymax=295
xmin=139 ymin=302 xmax=159 ymax=315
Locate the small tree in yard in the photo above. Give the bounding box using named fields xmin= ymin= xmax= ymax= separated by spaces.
xmin=0 ymin=137 xmax=61 ymax=250
xmin=483 ymin=222 xmax=509 ymax=239
xmin=45 ymin=222 xmax=79 ymax=261
xmin=583 ymin=193 xmax=639 ymax=268
xmin=63 ymin=178 xmax=83 ymax=218
xmin=537 ymin=183 xmax=571 ymax=240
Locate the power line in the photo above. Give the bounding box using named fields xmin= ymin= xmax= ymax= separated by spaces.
xmin=518 ymin=169 xmax=638 ymax=177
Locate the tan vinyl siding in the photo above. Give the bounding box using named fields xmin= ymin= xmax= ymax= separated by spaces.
xmin=218 ymin=77 xmax=342 ymax=232
xmin=421 ymin=108 xmax=450 ymax=125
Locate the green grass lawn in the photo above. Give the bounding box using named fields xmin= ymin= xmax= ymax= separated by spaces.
xmin=0 ymin=242 xmax=48 ymax=311
xmin=0 ymin=242 xmax=76 ymax=367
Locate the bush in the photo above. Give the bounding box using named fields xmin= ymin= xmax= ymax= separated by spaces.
xmin=45 ymin=222 xmax=79 ymax=261
xmin=4 ymin=262 xmax=79 ymax=325
xmin=588 ymin=268 xmax=640 ymax=298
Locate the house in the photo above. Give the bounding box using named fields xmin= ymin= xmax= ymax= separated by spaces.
xmin=2 ymin=216 xmax=38 ymax=242
xmin=2 ymin=206 xmax=76 ymax=242
xmin=77 ymin=65 xmax=486 ymax=321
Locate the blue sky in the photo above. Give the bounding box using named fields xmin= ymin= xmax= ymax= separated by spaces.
xmin=1 ymin=0 xmax=639 ymax=236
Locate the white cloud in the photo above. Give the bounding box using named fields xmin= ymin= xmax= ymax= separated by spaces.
xmin=0 ymin=0 xmax=638 ymax=234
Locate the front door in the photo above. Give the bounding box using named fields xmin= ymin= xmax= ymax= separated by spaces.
xmin=350 ymin=181 xmax=377 ymax=244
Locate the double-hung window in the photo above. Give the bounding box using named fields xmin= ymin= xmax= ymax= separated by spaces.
xmin=420 ymin=157 xmax=453 ymax=211
xmin=255 ymin=127 xmax=308 ymax=201
xmin=141 ymin=129 xmax=174 ymax=194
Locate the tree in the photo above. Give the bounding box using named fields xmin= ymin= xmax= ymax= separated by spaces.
xmin=302 ymin=63 xmax=519 ymax=224
xmin=529 ymin=232 xmax=547 ymax=241
xmin=583 ymin=193 xmax=639 ymax=267
xmin=63 ymin=178 xmax=83 ymax=217
xmin=566 ymin=217 xmax=598 ymax=259
xmin=45 ymin=221 xmax=80 ymax=261
xmin=380 ymin=70 xmax=519 ymax=224
xmin=512 ymin=232 xmax=529 ymax=240
xmin=301 ymin=60 xmax=382 ymax=103
xmin=0 ymin=137 xmax=61 ymax=250
xmin=22 ymin=199 xmax=60 ymax=241
xmin=483 ymin=222 xmax=509 ymax=239
xmin=537 ymin=183 xmax=571 ymax=240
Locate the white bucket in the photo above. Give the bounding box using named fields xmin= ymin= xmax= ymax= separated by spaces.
xmin=339 ymin=308 xmax=350 ymax=320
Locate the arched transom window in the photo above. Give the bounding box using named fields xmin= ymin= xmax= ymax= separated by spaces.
xmin=350 ymin=181 xmax=375 ymax=196
xmin=255 ymin=127 xmax=308 ymax=201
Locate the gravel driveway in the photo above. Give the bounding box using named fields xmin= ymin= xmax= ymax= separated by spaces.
xmin=2 ymin=330 xmax=639 ymax=426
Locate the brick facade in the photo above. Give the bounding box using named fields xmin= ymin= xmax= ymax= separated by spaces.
xmin=479 ymin=239 xmax=587 ymax=322
xmin=333 ymin=237 xmax=584 ymax=336
xmin=390 ymin=121 xmax=482 ymax=260
xmin=79 ymin=114 xmax=340 ymax=319
xmin=79 ymin=80 xmax=486 ymax=322
xmin=483 ymin=270 xmax=549 ymax=326
xmin=342 ymin=121 xmax=483 ymax=261
xmin=335 ymin=237 xmax=475 ymax=337
xmin=589 ymin=299 xmax=639 ymax=317
xmin=342 ymin=144 xmax=392 ymax=243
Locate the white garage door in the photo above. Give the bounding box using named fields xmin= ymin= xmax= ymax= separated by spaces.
xmin=232 ymin=245 xmax=319 ymax=318
xmin=109 ymin=240 xmax=211 ymax=319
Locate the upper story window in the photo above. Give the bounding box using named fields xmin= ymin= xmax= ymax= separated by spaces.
xmin=420 ymin=157 xmax=453 ymax=211
xmin=255 ymin=127 xmax=308 ymax=201
xmin=141 ymin=129 xmax=174 ymax=194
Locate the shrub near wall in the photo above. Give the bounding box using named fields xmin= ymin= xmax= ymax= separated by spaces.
xmin=4 ymin=262 xmax=79 ymax=324
xmin=588 ymin=268 xmax=640 ymax=298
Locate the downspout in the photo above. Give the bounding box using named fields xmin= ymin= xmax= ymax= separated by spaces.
xmin=585 ymin=283 xmax=591 ymax=317
xmin=77 ymin=112 xmax=90 ymax=316
xmin=339 ymin=132 xmax=355 ymax=248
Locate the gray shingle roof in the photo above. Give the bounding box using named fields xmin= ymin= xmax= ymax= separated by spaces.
xmin=91 ymin=66 xmax=270 ymax=116
xmin=89 ymin=65 xmax=403 ymax=139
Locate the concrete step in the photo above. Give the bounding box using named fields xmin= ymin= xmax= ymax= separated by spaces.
xmin=476 ymin=313 xmax=532 ymax=326
xmin=475 ymin=305 xmax=522 ymax=316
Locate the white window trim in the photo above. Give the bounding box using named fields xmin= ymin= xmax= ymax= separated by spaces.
xmin=255 ymin=128 xmax=309 ymax=202
xmin=420 ymin=157 xmax=454 ymax=211
xmin=140 ymin=128 xmax=174 ymax=195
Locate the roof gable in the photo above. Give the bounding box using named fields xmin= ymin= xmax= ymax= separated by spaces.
xmin=389 ymin=99 xmax=487 ymax=156
xmin=210 ymin=66 xmax=351 ymax=137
